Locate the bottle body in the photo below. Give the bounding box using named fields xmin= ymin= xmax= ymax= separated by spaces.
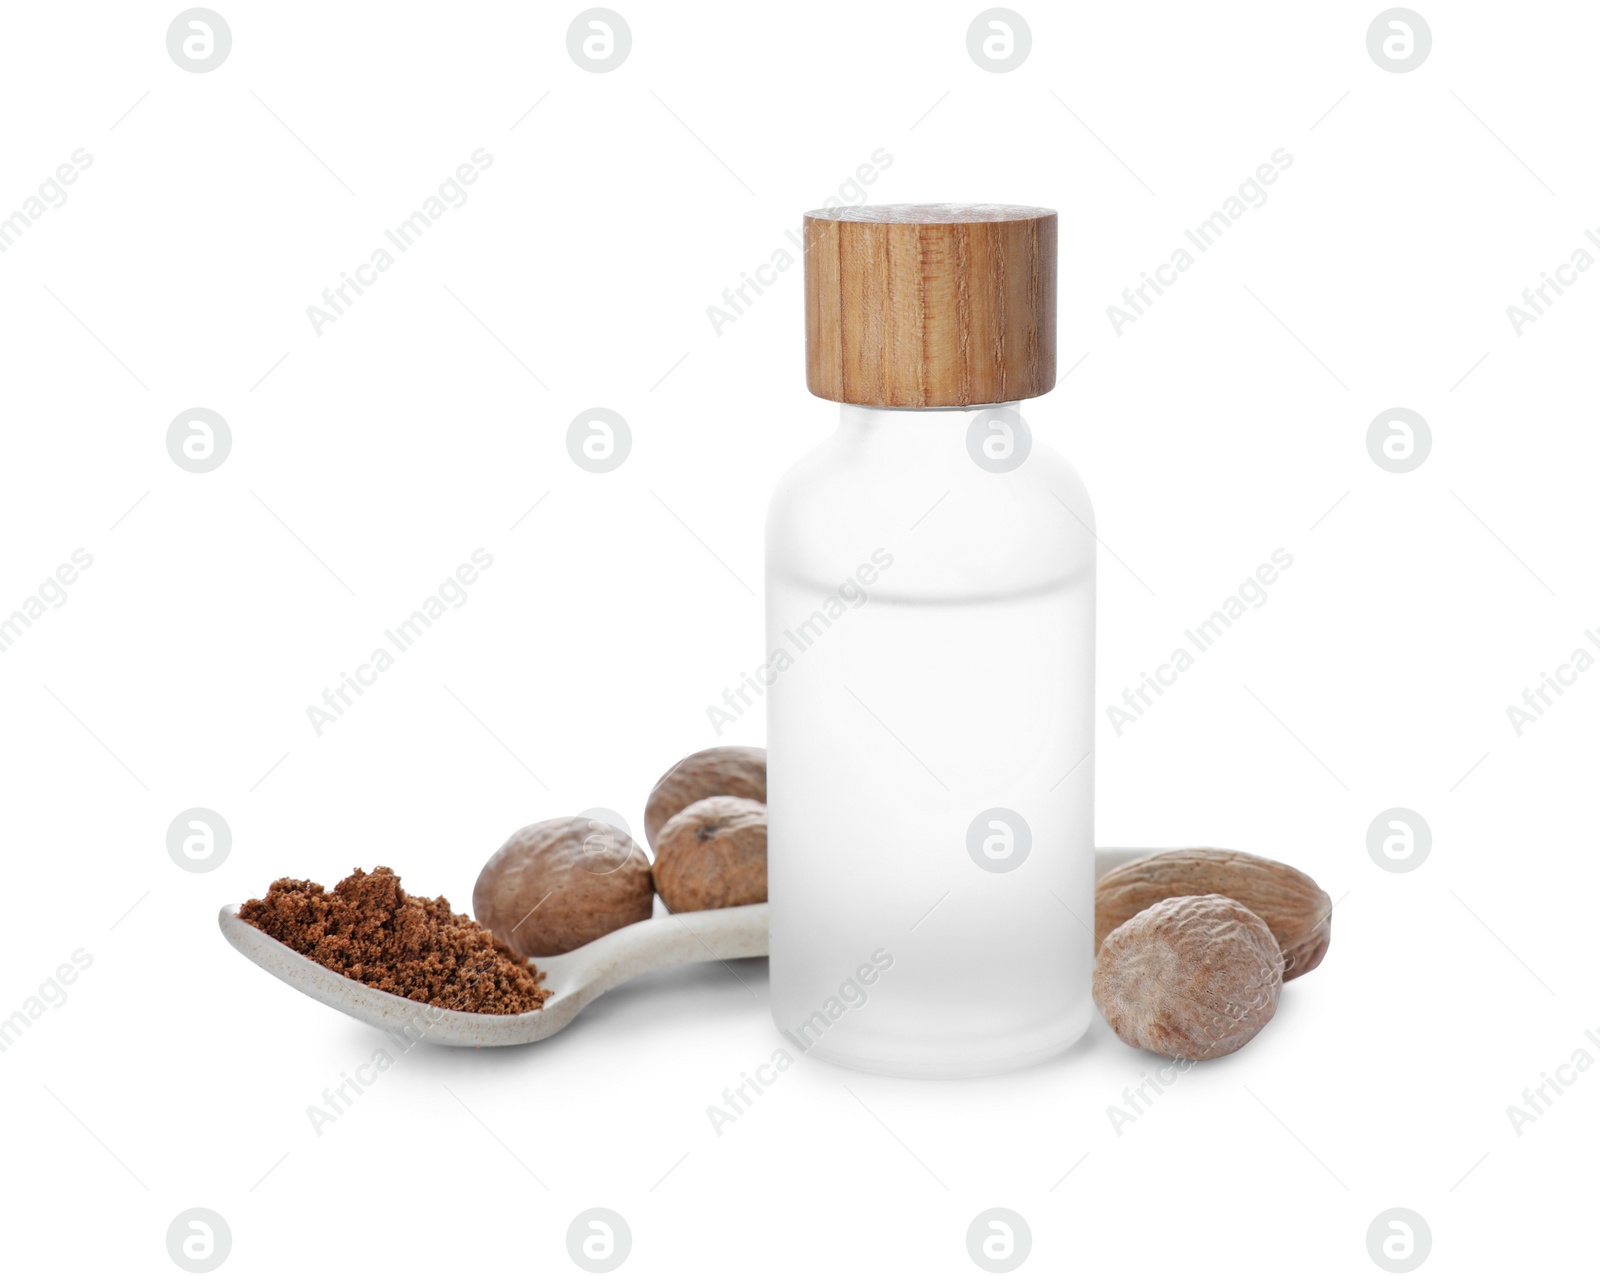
xmin=766 ymin=402 xmax=1096 ymax=1076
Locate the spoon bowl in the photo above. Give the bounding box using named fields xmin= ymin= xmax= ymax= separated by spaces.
xmin=219 ymin=901 xmax=769 ymax=1047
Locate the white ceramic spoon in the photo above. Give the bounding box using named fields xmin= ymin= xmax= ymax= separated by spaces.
xmin=218 ymin=847 xmax=1168 ymax=1048
xmin=218 ymin=902 xmax=770 ymax=1048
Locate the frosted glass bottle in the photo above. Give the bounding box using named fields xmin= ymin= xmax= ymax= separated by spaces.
xmin=767 ymin=205 xmax=1094 ymax=1076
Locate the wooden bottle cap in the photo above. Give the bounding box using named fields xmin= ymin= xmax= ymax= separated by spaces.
xmin=804 ymin=203 xmax=1057 ymax=408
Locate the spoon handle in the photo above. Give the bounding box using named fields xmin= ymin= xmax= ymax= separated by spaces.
xmin=547 ymin=848 xmax=1168 ymax=1012
xmin=548 ymin=902 xmax=769 ymax=1011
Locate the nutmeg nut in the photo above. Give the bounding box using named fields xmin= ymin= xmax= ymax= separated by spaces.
xmin=473 ymin=817 xmax=654 ymax=956
xmin=643 ymin=746 xmax=766 ymax=853
xmin=651 ymin=796 xmax=767 ymax=913
xmin=1095 ymin=848 xmax=1332 ymax=980
xmin=1093 ymin=894 xmax=1284 ymax=1060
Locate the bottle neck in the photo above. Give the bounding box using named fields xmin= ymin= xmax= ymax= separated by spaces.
xmin=836 ymin=401 xmax=1022 ymax=433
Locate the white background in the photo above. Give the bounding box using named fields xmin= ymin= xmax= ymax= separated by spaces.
xmin=2 ymin=0 xmax=1596 ymax=1277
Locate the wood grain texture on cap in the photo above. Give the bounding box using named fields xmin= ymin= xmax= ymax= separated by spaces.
xmin=804 ymin=203 xmax=1057 ymax=407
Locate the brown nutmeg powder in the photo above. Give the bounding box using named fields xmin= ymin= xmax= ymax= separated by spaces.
xmin=238 ymin=866 xmax=551 ymax=1014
